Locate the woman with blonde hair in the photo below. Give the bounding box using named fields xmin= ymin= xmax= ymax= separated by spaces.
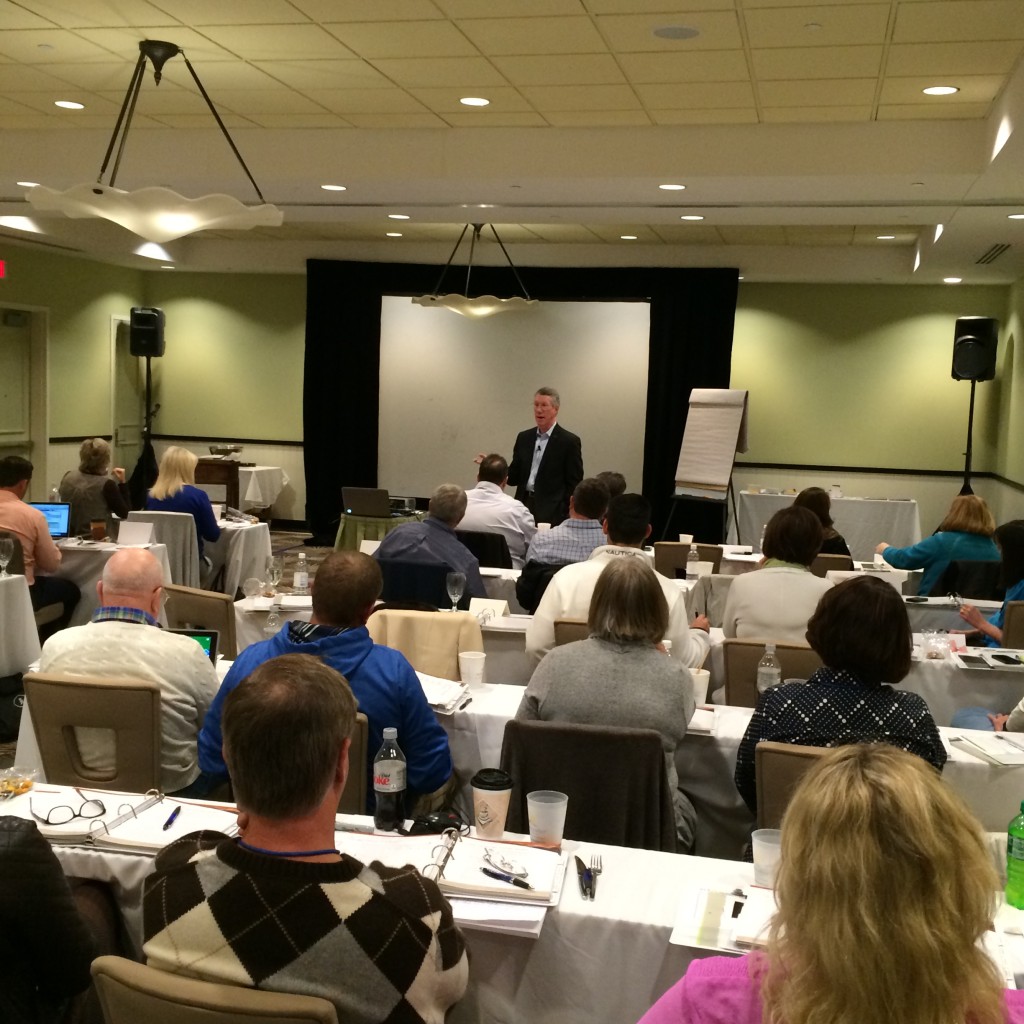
xmin=515 ymin=556 xmax=698 ymax=849
xmin=145 ymin=446 xmax=220 ymax=558
xmin=876 ymin=493 xmax=998 ymax=596
xmin=59 ymin=436 xmax=130 ymax=536
xmin=639 ymin=742 xmax=1024 ymax=1024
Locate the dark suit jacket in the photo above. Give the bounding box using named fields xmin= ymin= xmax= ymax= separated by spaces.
xmin=507 ymin=422 xmax=583 ymax=526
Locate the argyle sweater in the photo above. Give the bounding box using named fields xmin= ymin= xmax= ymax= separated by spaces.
xmin=142 ymin=832 xmax=468 ymax=1024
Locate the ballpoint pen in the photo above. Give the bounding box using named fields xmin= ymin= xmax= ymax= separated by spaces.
xmin=162 ymin=806 xmax=182 ymax=831
xmin=996 ymin=733 xmax=1024 ymax=753
xmin=481 ymin=867 xmax=534 ymax=890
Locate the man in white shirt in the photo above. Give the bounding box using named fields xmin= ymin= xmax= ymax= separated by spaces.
xmin=459 ymin=454 xmax=536 ymax=568
xmin=526 ymin=493 xmax=711 ymax=667
xmin=38 ymin=547 xmax=218 ymax=793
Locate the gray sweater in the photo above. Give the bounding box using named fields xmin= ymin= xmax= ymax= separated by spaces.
xmin=515 ymin=636 xmax=697 ymax=847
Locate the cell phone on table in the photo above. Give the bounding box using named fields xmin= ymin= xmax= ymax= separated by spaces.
xmin=990 ymin=653 xmax=1023 ymax=666
xmin=958 ymin=655 xmax=990 ymax=668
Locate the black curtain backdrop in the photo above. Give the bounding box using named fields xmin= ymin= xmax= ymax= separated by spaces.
xmin=305 ymin=259 xmax=738 ymax=543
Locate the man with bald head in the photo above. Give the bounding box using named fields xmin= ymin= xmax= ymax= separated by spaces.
xmin=38 ymin=547 xmax=218 ymax=793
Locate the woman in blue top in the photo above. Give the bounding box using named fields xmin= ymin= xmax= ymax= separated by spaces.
xmin=875 ymin=494 xmax=998 ymax=596
xmin=958 ymin=520 xmax=1024 ymax=648
xmin=146 ymin=446 xmax=221 ymax=559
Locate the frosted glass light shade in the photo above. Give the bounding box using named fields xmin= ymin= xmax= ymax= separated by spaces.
xmin=411 ymin=293 xmax=539 ymax=318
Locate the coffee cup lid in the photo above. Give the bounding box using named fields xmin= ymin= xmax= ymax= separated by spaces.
xmin=471 ymin=768 xmax=513 ymax=791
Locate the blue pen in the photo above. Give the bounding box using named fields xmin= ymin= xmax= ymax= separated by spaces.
xmin=481 ymin=867 xmax=533 ymax=890
xmin=162 ymin=806 xmax=182 ymax=831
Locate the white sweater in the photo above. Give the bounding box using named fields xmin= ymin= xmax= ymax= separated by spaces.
xmin=721 ymin=566 xmax=833 ymax=643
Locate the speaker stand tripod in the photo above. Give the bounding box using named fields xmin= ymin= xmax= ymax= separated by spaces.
xmin=960 ymin=378 xmax=977 ymax=496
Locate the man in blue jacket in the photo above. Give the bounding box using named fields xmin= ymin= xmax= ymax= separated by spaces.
xmin=195 ymin=551 xmax=454 ymax=812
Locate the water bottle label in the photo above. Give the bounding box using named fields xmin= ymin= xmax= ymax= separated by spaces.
xmin=1009 ymin=834 xmax=1024 ymax=860
xmin=374 ymin=759 xmax=406 ymax=792
xmin=293 ymin=571 xmax=308 ymax=590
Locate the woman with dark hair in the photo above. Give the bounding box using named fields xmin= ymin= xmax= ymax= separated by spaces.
xmin=734 ymin=575 xmax=945 ymax=814
xmin=639 ymin=744 xmax=1022 ymax=1024
xmin=516 ymin=557 xmax=697 ymax=848
xmin=59 ymin=437 xmax=130 ymax=537
xmin=958 ymin=519 xmax=1024 ymax=647
xmin=792 ymin=486 xmax=850 ymax=557
xmin=876 ymin=494 xmax=998 ymax=596
xmin=722 ymin=506 xmax=833 ymax=643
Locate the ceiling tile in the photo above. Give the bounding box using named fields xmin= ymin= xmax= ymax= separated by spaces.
xmin=161 ymin=61 xmax=286 ymax=91
xmin=0 ymin=6 xmax=60 ymax=29
xmin=752 ymin=45 xmax=882 ymax=80
xmin=95 ymin=86 xmax=211 ymax=112
xmin=407 ymin=86 xmax=533 ymax=111
xmin=440 ymin=110 xmax=549 ymax=125
xmin=299 ymin=88 xmax=429 ymax=113
xmin=141 ymin=111 xmax=255 ymax=128
xmin=0 ymin=29 xmax=123 ymax=62
xmin=143 ymin=0 xmax=310 ymax=24
xmin=893 ymin=1 xmax=1024 ymax=42
xmin=0 ymin=63 xmax=86 ymax=90
xmin=193 ymin=24 xmax=356 ymax=61
xmin=594 ymin=12 xmax=743 ymax=52
xmin=618 ymin=50 xmax=750 ymax=83
xmin=369 ymin=57 xmax=508 ymax=87
xmin=289 ymin=0 xmax=444 ymax=22
xmin=650 ymin=107 xmax=758 ymax=123
xmin=879 ymin=74 xmax=1004 ymax=104
xmin=12 ymin=1 xmax=177 ymax=29
xmin=852 ymin=225 xmax=919 ymax=243
xmin=876 ymin=101 xmax=990 ymax=119
xmin=0 ymin=112 xmax=72 ymax=127
xmin=490 ymin=53 xmax=625 ymax=85
xmin=760 ymin=105 xmax=871 ymax=122
xmin=518 ymin=83 xmax=642 ymax=110
xmin=42 ymin=60 xmax=158 ymax=90
xmin=323 ymin=20 xmax=479 ymax=59
xmin=785 ymin=225 xmax=855 ymax=244
xmin=544 ymin=109 xmax=652 ymax=125
xmin=758 ymin=78 xmax=876 ymax=106
xmin=588 ymin=225 xmax=664 ymax=242
xmin=634 ymin=81 xmax=756 ymax=108
xmin=254 ymin=59 xmax=391 ymax=90
xmin=518 ymin=223 xmax=604 ymax=242
xmin=718 ymin=225 xmax=787 ymax=244
xmin=649 ymin=223 xmax=725 ymax=243
xmin=584 ymin=0 xmax=734 ymax=10
xmin=203 ymin=89 xmax=332 ymax=114
xmin=456 ymin=16 xmax=606 ymax=55
xmin=885 ymin=41 xmax=1024 ymax=77
xmin=342 ymin=111 xmax=449 ymax=126
xmin=435 ymin=0 xmax=583 ymax=15
xmin=11 ymin=89 xmax=123 ymax=113
xmin=743 ymin=4 xmax=891 ymax=48
xmin=239 ymin=112 xmax=349 ymax=128
xmin=74 ymin=26 xmax=239 ymax=61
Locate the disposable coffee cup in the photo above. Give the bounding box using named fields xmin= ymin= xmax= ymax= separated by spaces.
xmin=678 ymin=533 xmax=693 ymax=544
xmin=752 ymin=828 xmax=782 ymax=887
xmin=458 ymin=650 xmax=486 ymax=686
xmin=90 ymin=519 xmax=106 ymax=541
xmin=690 ymin=667 xmax=710 ymax=705
xmin=536 ymin=522 xmax=551 ymax=532
xmin=471 ymin=768 xmax=513 ymax=839
xmin=527 ymin=790 xmax=568 ymax=845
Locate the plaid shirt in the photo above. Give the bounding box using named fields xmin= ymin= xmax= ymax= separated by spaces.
xmin=90 ymin=605 xmax=160 ymax=627
xmin=525 ymin=518 xmax=605 ymax=566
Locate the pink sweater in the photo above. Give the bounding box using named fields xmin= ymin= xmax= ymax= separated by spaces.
xmin=638 ymin=955 xmax=1024 ymax=1024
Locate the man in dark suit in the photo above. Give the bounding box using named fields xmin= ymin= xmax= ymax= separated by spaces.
xmin=506 ymin=387 xmax=583 ymax=526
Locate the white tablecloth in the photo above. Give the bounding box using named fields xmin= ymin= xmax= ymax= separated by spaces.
xmin=54 ymin=542 xmax=172 ymax=626
xmin=732 ymin=492 xmax=921 ymax=562
xmin=239 ymin=466 xmax=288 ymax=511
xmin=234 ymin=598 xmax=312 ymax=651
xmin=207 ymin=522 xmax=272 ymax=598
xmin=0 ymin=573 xmax=41 ymax=676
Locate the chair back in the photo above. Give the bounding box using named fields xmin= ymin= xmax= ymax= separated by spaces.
xmin=378 ymin=559 xmax=469 ymax=610
xmin=338 ymin=712 xmax=368 ymax=815
xmin=810 ymin=553 xmax=854 ymax=577
xmin=23 ymin=671 xmax=161 ymax=791
xmin=91 ymin=955 xmax=339 ymax=1024
xmin=515 ymin=561 xmax=562 ymax=614
xmin=684 ymin=573 xmax=735 ymax=627
xmin=499 ymin=719 xmax=677 ymax=851
xmin=1004 ymin=601 xmax=1024 ymax=650
xmin=755 ymin=740 xmax=828 ymax=829
xmin=931 ymin=558 xmax=1004 ymax=600
xmin=0 ymin=532 xmax=63 ymax=626
xmin=653 ymin=542 xmax=722 ymax=577
xmin=127 ymin=511 xmax=200 ymax=588
xmin=722 ymin=639 xmax=823 ymax=708
xmin=455 ymin=529 xmax=513 ymax=569
xmin=163 ymin=583 xmax=238 ymax=659
xmin=366 ymin=608 xmax=483 ymax=679
xmin=553 ymin=619 xmax=589 ymax=646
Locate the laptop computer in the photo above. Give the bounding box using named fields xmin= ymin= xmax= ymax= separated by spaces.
xmin=29 ymin=502 xmax=72 ymax=540
xmin=167 ymin=628 xmax=219 ymax=662
xmin=342 ymin=487 xmax=392 ymax=518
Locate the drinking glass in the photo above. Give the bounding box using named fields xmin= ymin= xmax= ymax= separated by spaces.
xmin=0 ymin=536 xmax=13 ymax=577
xmin=266 ymin=555 xmax=283 ymax=591
xmin=446 ymin=571 xmax=466 ymax=612
xmin=241 ymin=576 xmax=263 ymax=599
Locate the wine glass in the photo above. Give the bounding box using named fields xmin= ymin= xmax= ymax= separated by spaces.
xmin=0 ymin=536 xmax=13 ymax=578
xmin=445 ymin=571 xmax=466 ymax=613
xmin=265 ymin=555 xmax=283 ymax=596
xmin=263 ymin=610 xmax=281 ymax=636
xmin=241 ymin=576 xmax=263 ymax=600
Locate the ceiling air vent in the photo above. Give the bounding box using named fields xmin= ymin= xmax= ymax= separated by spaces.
xmin=976 ymin=243 xmax=1010 ymax=265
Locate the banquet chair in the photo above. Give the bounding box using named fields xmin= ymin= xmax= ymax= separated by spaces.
xmin=338 ymin=711 xmax=368 ymax=815
xmin=378 ymin=559 xmax=470 ymax=610
xmin=366 ymin=608 xmax=483 ymax=680
xmin=455 ymin=529 xmax=514 ymax=569
xmin=515 ymin=561 xmax=562 ymax=614
xmin=722 ymin=639 xmax=823 ymax=708
xmin=91 ymin=955 xmax=338 ymax=1024
xmin=1004 ymin=602 xmax=1024 ymax=649
xmin=126 ymin=510 xmax=201 ymax=589
xmin=23 ymin=671 xmax=161 ymax=792
xmin=653 ymin=542 xmax=723 ymax=577
xmin=755 ymin=741 xmax=828 ymax=829
xmin=930 ymin=558 xmax=1004 ymax=601
xmin=684 ymin=573 xmax=735 ymax=627
xmin=163 ymin=583 xmax=238 ymax=659
xmin=1 ymin=532 xmax=64 ymax=630
xmin=553 ymin=619 xmax=589 ymax=646
xmin=499 ymin=719 xmax=678 ymax=852
xmin=810 ymin=553 xmax=854 ymax=577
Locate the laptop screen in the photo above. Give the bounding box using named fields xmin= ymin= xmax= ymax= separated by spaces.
xmin=167 ymin=628 xmax=219 ymax=662
xmin=30 ymin=502 xmax=72 ymax=539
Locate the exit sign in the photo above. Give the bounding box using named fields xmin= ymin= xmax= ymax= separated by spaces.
xmin=0 ymin=260 xmax=5 ymax=278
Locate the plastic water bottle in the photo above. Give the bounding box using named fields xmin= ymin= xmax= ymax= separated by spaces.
xmin=756 ymin=643 xmax=781 ymax=693
xmin=49 ymin=484 xmax=60 ymax=501
xmin=373 ymin=728 xmax=407 ymax=832
xmin=759 ymin=525 xmax=767 ymax=554
xmin=292 ymin=551 xmax=309 ymax=594
xmin=685 ymin=544 xmax=700 ymax=580
xmin=1007 ymin=802 xmax=1024 ymax=908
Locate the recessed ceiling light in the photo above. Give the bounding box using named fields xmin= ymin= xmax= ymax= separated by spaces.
xmin=1009 ymin=213 xmax=1024 ymax=220
xmin=934 ymin=223 xmax=944 ymax=242
xmin=0 ymin=215 xmax=43 ymax=233
xmin=876 ymin=234 xmax=896 ymax=240
xmin=804 ymin=21 xmax=822 ymax=30
xmin=388 ymin=214 xmax=410 ymax=220
xmin=923 ymin=86 xmax=959 ymax=96
xmin=17 ymin=181 xmax=39 ymax=188
xmin=620 ymin=235 xmax=638 ymax=240
xmin=943 ymin=277 xmax=962 ymax=284
xmin=680 ymin=214 xmax=704 ymax=221
xmin=460 ymin=97 xmax=489 ymax=107
xmin=653 ymin=25 xmax=700 ymax=40
xmin=386 ymin=232 xmax=403 ymax=237
xmin=659 ymin=183 xmax=686 ymax=191
xmin=161 ymin=265 xmax=175 ymax=269
xmin=320 ymin=184 xmax=346 ymax=192
xmin=54 ymin=100 xmax=84 ymax=109
xmin=738 ymin=275 xmax=745 ymax=280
